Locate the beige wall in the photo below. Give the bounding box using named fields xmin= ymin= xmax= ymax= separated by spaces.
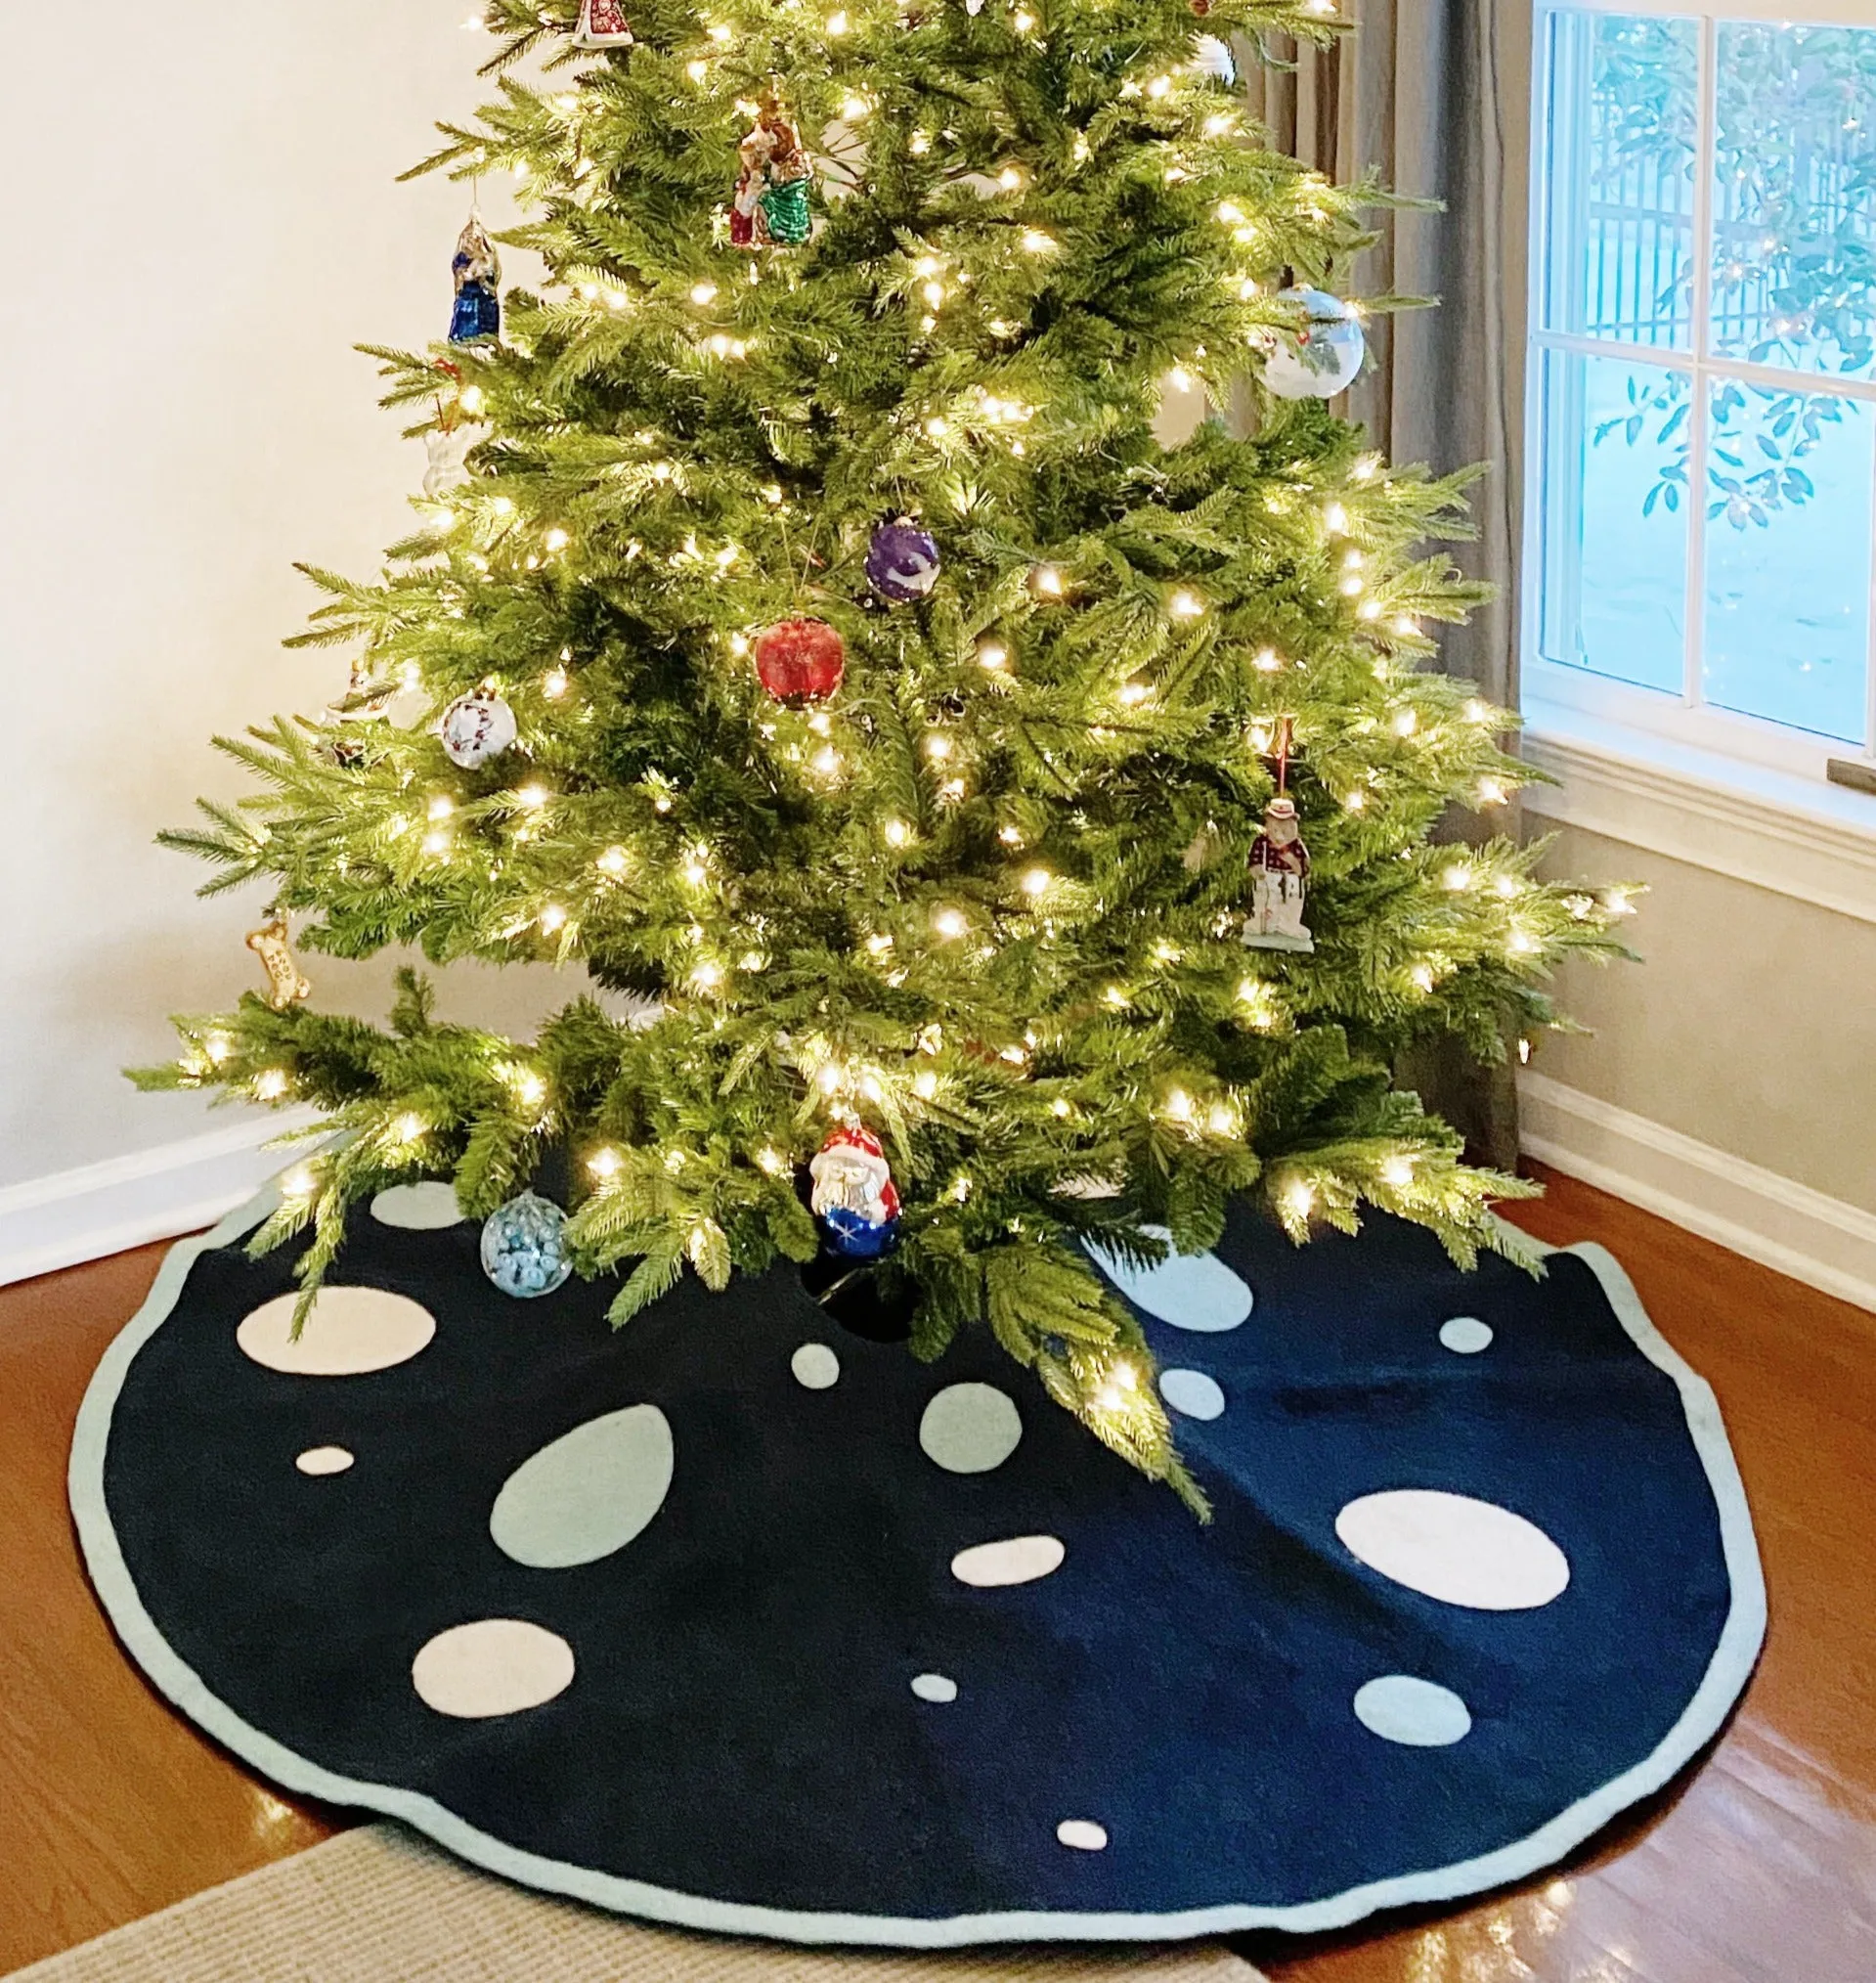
xmin=0 ymin=4 xmax=570 ymax=1190
xmin=1532 ymin=825 xmax=1876 ymax=1216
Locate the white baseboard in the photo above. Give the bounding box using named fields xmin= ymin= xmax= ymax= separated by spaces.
xmin=0 ymin=1109 xmax=318 ymax=1289
xmin=1519 ymin=1072 xmax=1876 ymax=1315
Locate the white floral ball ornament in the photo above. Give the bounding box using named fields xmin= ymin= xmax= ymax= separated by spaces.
xmin=438 ymin=688 xmax=518 ymax=769
xmin=1262 ymin=287 xmax=1367 ymax=401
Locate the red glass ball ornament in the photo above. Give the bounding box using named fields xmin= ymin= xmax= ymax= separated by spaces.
xmin=754 ymin=618 xmax=846 ymax=702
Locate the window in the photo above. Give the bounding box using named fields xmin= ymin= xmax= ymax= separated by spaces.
xmin=1526 ymin=1 xmax=1876 ymax=782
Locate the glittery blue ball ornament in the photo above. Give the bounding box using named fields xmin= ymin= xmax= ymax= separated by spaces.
xmin=479 ymin=1191 xmax=573 ymax=1299
xmin=819 ymin=1203 xmax=902 ymax=1260
xmin=863 ymin=518 xmax=941 ymax=603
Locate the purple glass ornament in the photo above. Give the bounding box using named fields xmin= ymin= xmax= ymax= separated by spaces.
xmin=864 ymin=518 xmax=940 ymax=603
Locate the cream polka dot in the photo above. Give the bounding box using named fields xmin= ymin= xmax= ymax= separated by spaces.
xmin=490 ymin=1406 xmax=675 ymax=1570
xmin=1336 ymin=1489 xmax=1570 ymax=1610
xmin=950 ymin=1535 xmax=1066 ymax=1588
xmin=1056 ymin=1820 xmax=1109 ymax=1851
xmin=237 ymin=1289 xmax=436 ymax=1377
xmin=412 ymin=1619 xmax=575 ymax=1719
xmin=791 ymin=1343 xmax=841 ymax=1389
xmin=294 ymin=1445 xmax=354 ymax=1476
xmin=910 ymin=1673 xmax=958 ymax=1703
xmin=1439 ymin=1316 xmax=1494 ymax=1354
xmin=1354 ymin=1675 xmax=1473 ymax=1746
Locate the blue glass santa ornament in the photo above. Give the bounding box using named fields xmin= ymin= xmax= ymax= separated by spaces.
xmin=449 ymin=216 xmax=502 ymax=343
xmin=808 ymin=1125 xmax=902 ymax=1259
xmin=864 ymin=517 xmax=941 ymax=604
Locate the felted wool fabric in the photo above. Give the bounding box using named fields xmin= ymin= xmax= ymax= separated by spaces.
xmin=69 ymin=1185 xmax=1764 ymax=1947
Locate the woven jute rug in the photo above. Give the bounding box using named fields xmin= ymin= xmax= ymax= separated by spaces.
xmin=9 ymin=1827 xmax=1268 ymax=1983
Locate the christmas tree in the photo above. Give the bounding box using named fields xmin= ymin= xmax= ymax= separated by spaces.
xmin=138 ymin=0 xmax=1626 ymax=1511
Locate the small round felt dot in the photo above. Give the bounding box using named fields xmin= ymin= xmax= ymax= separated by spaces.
xmin=910 ymin=1672 xmax=958 ymax=1703
xmin=370 ymin=1181 xmax=466 ymax=1230
xmin=1056 ymin=1820 xmax=1109 ymax=1851
xmin=294 ymin=1445 xmax=354 ymax=1476
xmin=791 ymin=1343 xmax=841 ymax=1389
xmin=411 ymin=1619 xmax=575 ymax=1719
xmin=1353 ymin=1675 xmax=1473 ymax=1747
xmin=950 ymin=1534 xmax=1066 ymax=1588
xmin=919 ymin=1383 xmax=1023 ymax=1473
xmin=1157 ymin=1368 xmax=1225 ymax=1421
xmin=1439 ymin=1316 xmax=1494 ymax=1354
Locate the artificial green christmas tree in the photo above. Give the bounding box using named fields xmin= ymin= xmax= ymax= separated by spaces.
xmin=138 ymin=0 xmax=1626 ymax=1510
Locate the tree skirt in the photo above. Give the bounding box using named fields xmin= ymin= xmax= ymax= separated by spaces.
xmin=70 ymin=1180 xmax=1764 ymax=1948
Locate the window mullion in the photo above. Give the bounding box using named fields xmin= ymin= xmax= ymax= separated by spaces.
xmin=1683 ymin=14 xmax=1718 ymax=715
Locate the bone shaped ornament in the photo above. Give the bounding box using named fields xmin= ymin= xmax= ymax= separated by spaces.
xmin=245 ymin=914 xmax=312 ymax=1011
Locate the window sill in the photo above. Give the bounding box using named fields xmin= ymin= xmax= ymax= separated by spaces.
xmin=1520 ymin=696 xmax=1876 ymax=926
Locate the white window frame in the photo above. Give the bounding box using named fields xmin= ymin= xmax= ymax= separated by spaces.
xmin=1521 ymin=0 xmax=1876 ymax=796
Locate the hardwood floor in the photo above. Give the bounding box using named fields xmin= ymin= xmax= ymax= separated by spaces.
xmin=1 ymin=1168 xmax=1871 ymax=1977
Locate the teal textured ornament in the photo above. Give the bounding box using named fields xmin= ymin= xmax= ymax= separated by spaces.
xmin=758 ymin=176 xmax=812 ymax=246
xmin=480 ymin=1191 xmax=572 ymax=1299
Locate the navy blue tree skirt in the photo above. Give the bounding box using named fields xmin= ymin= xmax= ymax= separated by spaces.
xmin=70 ymin=1181 xmax=1764 ymax=1948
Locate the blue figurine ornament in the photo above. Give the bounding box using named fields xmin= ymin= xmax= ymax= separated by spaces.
xmin=450 ymin=215 xmax=502 ymax=344
xmin=480 ymin=1190 xmax=572 ymax=1299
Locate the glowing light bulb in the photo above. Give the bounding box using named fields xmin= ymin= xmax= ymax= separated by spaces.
xmin=924 ymin=731 xmax=953 ymax=761
xmin=1020 ymin=229 xmax=1056 ymax=254
xmin=539 ymin=904 xmax=567 ymax=934
xmin=978 ymin=641 xmax=1008 ymax=671
xmin=843 ymin=94 xmax=869 ymax=120
xmin=1020 ymin=867 xmax=1051 ymax=897
xmin=883 ymin=818 xmax=912 ymax=849
xmin=543 ymin=667 xmax=569 ymax=697
xmin=756 ymin=1146 xmax=788 ymax=1176
xmin=826 ymin=9 xmax=849 ymax=31
xmin=1052 ymin=1096 xmax=1072 ymax=1118
xmin=543 ymin=526 xmax=570 ymax=552
xmin=691 ymin=959 xmax=724 ymax=989
xmin=1253 ymin=647 xmax=1283 ymax=673
xmin=1442 ymin=864 xmax=1470 ymax=892
xmin=1409 ymin=963 xmax=1435 ymax=992
xmin=422 ymin=828 xmax=451 ymax=856
xmin=934 ymin=907 xmax=968 ymax=939
xmin=596 ymin=846 xmax=629 ymax=876
xmin=1169 ymin=589 xmax=1203 ymax=619
xmin=1343 ymin=789 xmax=1367 ymax=813
xmin=998 ymin=824 xmax=1024 ymax=845
xmin=1391 ymin=707 xmax=1418 ymax=736
xmin=1323 ymin=502 xmax=1349 ymax=534
xmin=1285 ymin=1178 xmax=1317 ymax=1217
xmin=1381 ymin=1155 xmax=1414 ymax=1187
xmin=1605 ymin=888 xmax=1635 ymax=917
xmin=1206 ymin=1102 xmax=1239 ymax=1136
xmin=254 ymin=1069 xmax=289 ymax=1101
xmin=1030 ymin=564 xmax=1065 ymax=596
xmin=913 ymin=1068 xmax=938 ymax=1100
xmin=283 ymin=1165 xmax=318 ymax=1202
xmin=686 ymin=58 xmax=708 ymax=79
xmin=515 ymin=784 xmax=549 ymax=811
xmin=1477 ymin=777 xmax=1508 ymax=807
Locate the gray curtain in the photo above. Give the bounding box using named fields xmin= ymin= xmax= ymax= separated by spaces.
xmin=1245 ymin=3 xmax=1534 ymax=1170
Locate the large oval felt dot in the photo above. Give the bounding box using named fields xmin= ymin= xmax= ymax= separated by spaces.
xmin=791 ymin=1343 xmax=840 ymax=1389
xmin=490 ymin=1406 xmax=675 ymax=1569
xmin=370 ymin=1181 xmax=466 ymax=1230
xmin=951 ymin=1535 xmax=1065 ymax=1588
xmin=236 ymin=1289 xmax=436 ymax=1377
xmin=919 ymin=1384 xmax=1023 ymax=1474
xmin=294 ymin=1445 xmax=354 ymax=1476
xmin=1158 ymin=1368 xmax=1226 ymax=1421
xmin=1057 ymin=1821 xmax=1109 ymax=1851
xmin=1086 ymin=1227 xmax=1252 ymax=1332
xmin=1336 ymin=1489 xmax=1570 ymax=1611
xmin=1439 ymin=1316 xmax=1494 ymax=1354
xmin=411 ymin=1619 xmax=575 ymax=1718
xmin=1353 ymin=1675 xmax=1473 ymax=1747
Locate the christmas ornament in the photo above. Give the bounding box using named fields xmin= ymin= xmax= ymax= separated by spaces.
xmin=422 ymin=423 xmax=479 ymax=498
xmin=863 ymin=518 xmax=941 ymax=604
xmin=1243 ymin=719 xmax=1313 ymax=951
xmin=449 ymin=216 xmax=502 ymax=344
xmin=1262 ymin=287 xmax=1366 ymax=400
xmin=572 ymin=0 xmax=633 ymax=46
xmin=325 ymin=658 xmax=394 ymax=767
xmin=730 ymin=93 xmax=815 ymax=250
xmin=438 ymin=687 xmax=518 ymax=768
xmin=1192 ymin=33 xmax=1235 ymax=84
xmin=245 ymin=913 xmax=312 ymax=1011
xmin=808 ymin=1126 xmax=902 ymax=1259
xmin=479 ymin=1190 xmax=573 ymax=1299
xmin=754 ymin=618 xmax=846 ymax=702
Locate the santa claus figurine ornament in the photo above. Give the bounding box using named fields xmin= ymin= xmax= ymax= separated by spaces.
xmin=754 ymin=618 xmax=846 ymax=702
xmin=573 ymin=0 xmax=633 ymax=46
xmin=808 ymin=1126 xmax=902 ymax=1258
xmin=730 ymin=90 xmax=815 ymax=249
xmin=1243 ymin=717 xmax=1315 ymax=952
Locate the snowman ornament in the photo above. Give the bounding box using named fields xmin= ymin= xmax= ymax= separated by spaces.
xmin=808 ymin=1126 xmax=902 ymax=1259
xmin=1243 ymin=795 xmax=1314 ymax=951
